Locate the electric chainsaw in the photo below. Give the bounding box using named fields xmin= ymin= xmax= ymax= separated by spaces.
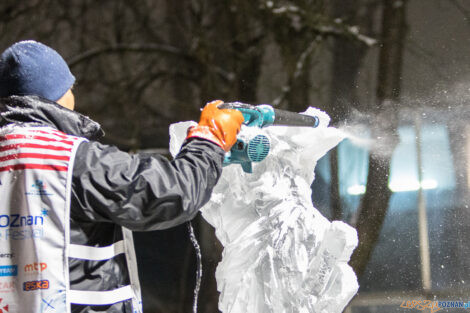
xmin=219 ymin=102 xmax=319 ymax=173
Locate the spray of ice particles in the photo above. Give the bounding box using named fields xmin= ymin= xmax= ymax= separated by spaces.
xmin=170 ymin=107 xmax=359 ymax=313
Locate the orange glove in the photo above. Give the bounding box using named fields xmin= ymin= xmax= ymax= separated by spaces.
xmin=187 ymin=100 xmax=244 ymax=151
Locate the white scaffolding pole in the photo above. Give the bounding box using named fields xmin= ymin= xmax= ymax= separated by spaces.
xmin=415 ymin=112 xmax=432 ymax=292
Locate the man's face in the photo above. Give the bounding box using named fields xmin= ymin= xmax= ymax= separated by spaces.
xmin=57 ymin=89 xmax=75 ymax=111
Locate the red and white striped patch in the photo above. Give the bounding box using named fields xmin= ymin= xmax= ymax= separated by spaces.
xmin=0 ymin=127 xmax=79 ymax=172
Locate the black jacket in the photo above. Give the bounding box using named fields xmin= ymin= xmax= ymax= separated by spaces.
xmin=0 ymin=95 xmax=224 ymax=313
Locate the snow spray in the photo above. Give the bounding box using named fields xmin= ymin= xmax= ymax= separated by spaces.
xmin=334 ymin=80 xmax=470 ymax=158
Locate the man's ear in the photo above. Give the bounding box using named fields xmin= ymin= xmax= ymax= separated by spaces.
xmin=56 ymin=89 xmax=75 ymax=111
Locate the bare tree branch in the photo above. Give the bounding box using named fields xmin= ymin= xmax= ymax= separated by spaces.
xmin=448 ymin=0 xmax=470 ymax=25
xmin=67 ymin=43 xmax=196 ymax=68
xmin=0 ymin=0 xmax=42 ymax=23
xmin=272 ymin=38 xmax=319 ymax=106
xmin=315 ymin=21 xmax=377 ymax=46
xmin=261 ymin=0 xmax=377 ymax=46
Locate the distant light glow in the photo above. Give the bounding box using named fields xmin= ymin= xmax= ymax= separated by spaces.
xmin=346 ymin=179 xmax=438 ymax=195
xmin=389 ymin=179 xmax=438 ymax=192
xmin=347 ymin=184 xmax=366 ymax=195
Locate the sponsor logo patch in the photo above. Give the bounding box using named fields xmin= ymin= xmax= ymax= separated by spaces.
xmin=0 ymin=209 xmax=48 ymax=241
xmin=0 ymin=229 xmax=44 ymax=241
xmin=0 ymin=266 xmax=17 ymax=277
xmin=0 ymin=297 xmax=9 ymax=313
xmin=24 ymin=262 xmax=47 ymax=273
xmin=0 ymin=281 xmax=15 ymax=294
xmin=0 ymin=214 xmax=44 ymax=228
xmin=23 ymin=280 xmax=49 ymax=291
xmin=25 ymin=180 xmax=53 ymax=196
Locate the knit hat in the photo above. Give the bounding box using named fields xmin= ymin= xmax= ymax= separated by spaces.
xmin=0 ymin=40 xmax=75 ymax=101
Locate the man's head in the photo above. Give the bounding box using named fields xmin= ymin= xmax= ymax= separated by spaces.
xmin=0 ymin=40 xmax=75 ymax=110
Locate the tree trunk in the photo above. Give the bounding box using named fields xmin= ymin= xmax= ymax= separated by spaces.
xmin=350 ymin=0 xmax=408 ymax=277
xmin=196 ymin=3 xmax=266 ymax=312
xmin=328 ymin=0 xmax=375 ymax=221
xmin=228 ymin=1 xmax=265 ymax=103
xmin=276 ymin=35 xmax=312 ymax=112
xmin=166 ymin=0 xmax=199 ymax=122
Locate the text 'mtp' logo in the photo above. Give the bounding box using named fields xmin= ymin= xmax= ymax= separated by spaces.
xmin=24 ymin=262 xmax=47 ymax=272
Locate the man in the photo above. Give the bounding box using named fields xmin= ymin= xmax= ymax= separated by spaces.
xmin=0 ymin=40 xmax=243 ymax=313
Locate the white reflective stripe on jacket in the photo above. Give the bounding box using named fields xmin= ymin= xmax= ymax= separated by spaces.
xmin=0 ymin=126 xmax=142 ymax=313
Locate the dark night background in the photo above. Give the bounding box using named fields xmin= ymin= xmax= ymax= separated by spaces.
xmin=0 ymin=0 xmax=469 ymax=312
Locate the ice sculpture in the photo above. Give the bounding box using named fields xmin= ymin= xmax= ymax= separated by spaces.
xmin=169 ymin=107 xmax=359 ymax=313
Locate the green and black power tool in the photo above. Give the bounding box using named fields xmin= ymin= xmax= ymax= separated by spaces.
xmin=219 ymin=102 xmax=319 ymax=173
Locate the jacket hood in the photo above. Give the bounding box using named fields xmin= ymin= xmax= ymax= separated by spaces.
xmin=0 ymin=95 xmax=104 ymax=140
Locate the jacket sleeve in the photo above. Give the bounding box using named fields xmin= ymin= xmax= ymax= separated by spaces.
xmin=70 ymin=138 xmax=225 ymax=231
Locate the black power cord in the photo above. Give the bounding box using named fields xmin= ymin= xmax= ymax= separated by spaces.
xmin=187 ymin=221 xmax=202 ymax=313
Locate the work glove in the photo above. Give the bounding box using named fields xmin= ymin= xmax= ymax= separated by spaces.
xmin=187 ymin=100 xmax=244 ymax=152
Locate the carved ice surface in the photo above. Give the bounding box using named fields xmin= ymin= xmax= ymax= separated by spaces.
xmin=169 ymin=107 xmax=359 ymax=313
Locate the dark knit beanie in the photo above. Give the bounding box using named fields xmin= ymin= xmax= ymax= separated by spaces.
xmin=0 ymin=40 xmax=75 ymax=101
